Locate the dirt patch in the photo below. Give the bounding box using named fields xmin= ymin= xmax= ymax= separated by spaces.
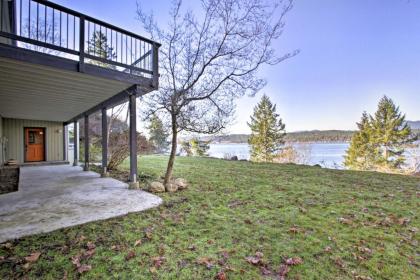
xmin=0 ymin=166 xmax=19 ymax=195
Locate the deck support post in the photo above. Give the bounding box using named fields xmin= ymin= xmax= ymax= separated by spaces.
xmin=73 ymin=121 xmax=78 ymax=166
xmin=128 ymin=94 xmax=139 ymax=189
xmin=83 ymin=115 xmax=89 ymax=171
xmin=101 ymin=107 xmax=109 ymax=177
xmin=63 ymin=124 xmax=68 ymax=162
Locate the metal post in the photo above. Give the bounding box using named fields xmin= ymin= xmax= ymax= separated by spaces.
xmin=79 ymin=15 xmax=85 ymax=72
xmin=73 ymin=120 xmax=78 ymax=166
xmin=152 ymin=43 xmax=159 ymax=88
xmin=83 ymin=115 xmax=89 ymax=171
xmin=63 ymin=123 xmax=68 ymax=162
xmin=128 ymin=94 xmax=139 ymax=189
xmin=101 ymin=107 xmax=109 ymax=177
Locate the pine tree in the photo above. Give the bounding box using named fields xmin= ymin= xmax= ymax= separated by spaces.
xmin=370 ymin=96 xmax=415 ymax=170
xmin=147 ymin=114 xmax=169 ymax=153
xmin=344 ymin=112 xmax=373 ymax=170
xmin=248 ymin=95 xmax=286 ymax=162
xmin=87 ymin=31 xmax=116 ymax=67
xmin=345 ymin=96 xmax=416 ymax=172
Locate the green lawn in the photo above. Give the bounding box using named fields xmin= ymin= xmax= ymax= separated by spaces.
xmin=1 ymin=156 xmax=419 ymax=279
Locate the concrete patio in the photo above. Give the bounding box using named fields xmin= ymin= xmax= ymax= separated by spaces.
xmin=0 ymin=165 xmax=162 ymax=243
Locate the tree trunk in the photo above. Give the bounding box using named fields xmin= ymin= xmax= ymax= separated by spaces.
xmin=164 ymin=114 xmax=178 ymax=187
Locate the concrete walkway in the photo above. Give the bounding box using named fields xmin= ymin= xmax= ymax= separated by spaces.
xmin=0 ymin=165 xmax=162 ymax=243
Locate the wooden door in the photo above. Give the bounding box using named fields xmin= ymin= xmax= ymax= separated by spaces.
xmin=25 ymin=128 xmax=45 ymax=162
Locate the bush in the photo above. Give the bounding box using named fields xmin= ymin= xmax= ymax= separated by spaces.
xmin=107 ymin=132 xmax=153 ymax=170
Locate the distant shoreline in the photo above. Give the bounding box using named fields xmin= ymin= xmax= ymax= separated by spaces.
xmin=209 ymin=141 xmax=351 ymax=145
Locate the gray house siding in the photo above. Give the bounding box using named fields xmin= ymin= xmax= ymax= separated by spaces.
xmin=2 ymin=118 xmax=64 ymax=163
xmin=0 ymin=115 xmax=3 ymax=165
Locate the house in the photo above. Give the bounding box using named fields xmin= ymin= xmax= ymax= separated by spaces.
xmin=0 ymin=0 xmax=160 ymax=188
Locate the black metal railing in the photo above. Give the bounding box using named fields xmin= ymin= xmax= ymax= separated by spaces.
xmin=0 ymin=0 xmax=159 ymax=85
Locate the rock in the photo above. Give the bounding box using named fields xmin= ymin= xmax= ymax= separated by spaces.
xmin=173 ymin=178 xmax=188 ymax=190
xmin=230 ymin=156 xmax=238 ymax=161
xmin=149 ymin=181 xmax=165 ymax=193
xmin=166 ymin=183 xmax=178 ymax=192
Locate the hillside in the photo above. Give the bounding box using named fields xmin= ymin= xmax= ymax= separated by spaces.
xmin=2 ymin=156 xmax=418 ymax=279
xmin=194 ymin=121 xmax=420 ymax=144
xmin=407 ymin=120 xmax=420 ymax=130
xmin=200 ymin=130 xmax=355 ymax=143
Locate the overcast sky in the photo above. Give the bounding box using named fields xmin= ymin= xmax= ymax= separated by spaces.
xmin=56 ymin=0 xmax=420 ymax=133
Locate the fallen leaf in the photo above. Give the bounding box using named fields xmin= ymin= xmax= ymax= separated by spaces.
xmin=144 ymin=228 xmax=153 ymax=240
xmin=338 ymin=217 xmax=353 ymax=225
xmin=61 ymin=245 xmax=70 ymax=254
xmin=324 ymin=246 xmax=332 ymax=253
xmin=245 ymin=252 xmax=264 ymax=266
xmin=24 ymin=252 xmax=41 ymax=263
xmin=149 ymin=266 xmax=157 ymax=274
xmin=397 ymin=217 xmax=410 ymax=226
xmin=278 ymin=264 xmax=289 ymax=280
xmin=77 ymin=264 xmax=92 ymax=274
xmin=245 ymin=256 xmax=261 ymax=265
xmin=409 ymin=227 xmax=418 ymax=233
xmin=220 ymin=250 xmax=229 ymax=260
xmin=288 ymin=226 xmax=300 ymax=234
xmin=255 ymin=252 xmax=264 ymax=258
xmin=334 ymin=257 xmax=345 ymax=269
xmin=357 ymin=247 xmax=372 ymax=255
xmin=22 ymin=262 xmax=31 ymax=270
xmin=216 ymin=271 xmax=227 ymax=280
xmin=86 ymin=242 xmax=96 ymax=250
xmin=76 ymin=235 xmax=86 ymax=243
xmin=158 ymin=244 xmax=165 ymax=255
xmin=197 ymin=257 xmax=214 ymax=269
xmin=379 ymin=217 xmax=393 ymax=226
xmin=260 ymin=266 xmax=271 ymax=275
xmin=151 ymin=256 xmax=165 ymax=269
xmin=1 ymin=243 xmax=13 ymax=249
xmin=125 ymin=250 xmax=136 ymax=261
xmin=84 ymin=249 xmax=96 ymax=259
xmin=285 ymin=257 xmax=303 ymax=266
xmin=134 ymin=240 xmax=142 ymax=247
xmin=71 ymin=255 xmax=81 ymax=268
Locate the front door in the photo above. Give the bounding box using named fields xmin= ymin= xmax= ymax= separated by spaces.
xmin=25 ymin=128 xmax=45 ymax=162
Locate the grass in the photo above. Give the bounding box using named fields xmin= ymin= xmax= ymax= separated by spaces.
xmin=1 ymin=156 xmax=419 ymax=279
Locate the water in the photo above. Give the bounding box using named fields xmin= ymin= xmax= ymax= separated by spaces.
xmin=207 ymin=142 xmax=350 ymax=168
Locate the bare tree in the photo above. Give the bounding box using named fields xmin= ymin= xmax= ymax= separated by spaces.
xmin=137 ymin=0 xmax=298 ymax=186
xmin=22 ymin=18 xmax=62 ymax=54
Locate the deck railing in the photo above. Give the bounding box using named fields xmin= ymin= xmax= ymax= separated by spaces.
xmin=0 ymin=0 xmax=159 ymax=85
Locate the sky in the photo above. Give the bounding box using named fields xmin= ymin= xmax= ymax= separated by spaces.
xmin=54 ymin=0 xmax=420 ymax=133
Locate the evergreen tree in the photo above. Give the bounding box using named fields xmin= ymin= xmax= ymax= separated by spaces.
xmin=180 ymin=138 xmax=210 ymax=157
xmin=248 ymin=95 xmax=286 ymax=162
xmin=345 ymin=96 xmax=416 ymax=171
xmin=190 ymin=138 xmax=210 ymax=156
xmin=147 ymin=114 xmax=169 ymax=153
xmin=87 ymin=31 xmax=116 ymax=67
xmin=370 ymin=96 xmax=415 ymax=170
xmin=344 ymin=112 xmax=373 ymax=170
